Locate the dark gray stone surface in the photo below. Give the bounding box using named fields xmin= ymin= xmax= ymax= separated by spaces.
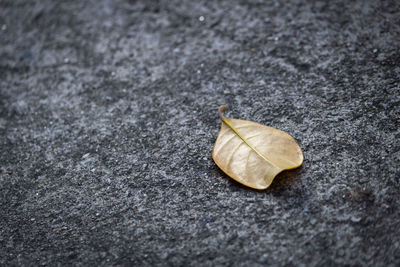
xmin=1 ymin=0 xmax=399 ymax=265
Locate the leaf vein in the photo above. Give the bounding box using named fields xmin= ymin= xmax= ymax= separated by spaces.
xmin=222 ymin=118 xmax=279 ymax=169
xmin=226 ymin=142 xmax=246 ymax=173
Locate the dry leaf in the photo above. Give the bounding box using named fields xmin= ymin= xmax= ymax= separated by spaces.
xmin=212 ymin=106 xmax=303 ymax=190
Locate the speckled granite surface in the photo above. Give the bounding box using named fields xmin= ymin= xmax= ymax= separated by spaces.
xmin=1 ymin=0 xmax=399 ymax=265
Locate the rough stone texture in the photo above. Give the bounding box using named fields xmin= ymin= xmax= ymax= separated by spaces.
xmin=1 ymin=0 xmax=399 ymax=266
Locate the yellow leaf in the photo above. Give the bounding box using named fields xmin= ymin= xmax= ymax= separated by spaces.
xmin=212 ymin=106 xmax=304 ymax=190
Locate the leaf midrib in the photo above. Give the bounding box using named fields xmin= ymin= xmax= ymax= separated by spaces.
xmin=221 ymin=117 xmax=280 ymax=169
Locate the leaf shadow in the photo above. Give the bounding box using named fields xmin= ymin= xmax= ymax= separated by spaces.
xmin=267 ymin=167 xmax=303 ymax=192
xmin=213 ymin=164 xmax=303 ymax=193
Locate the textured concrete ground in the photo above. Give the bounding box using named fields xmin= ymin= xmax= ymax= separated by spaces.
xmin=1 ymin=0 xmax=399 ymax=266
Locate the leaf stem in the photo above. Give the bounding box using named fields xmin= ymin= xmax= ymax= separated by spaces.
xmin=218 ymin=105 xmax=227 ymax=120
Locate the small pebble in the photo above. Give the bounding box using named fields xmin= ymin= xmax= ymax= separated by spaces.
xmin=199 ymin=16 xmax=205 ymax=22
xmin=267 ymin=36 xmax=278 ymax=41
xmin=258 ymin=80 xmax=266 ymax=85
